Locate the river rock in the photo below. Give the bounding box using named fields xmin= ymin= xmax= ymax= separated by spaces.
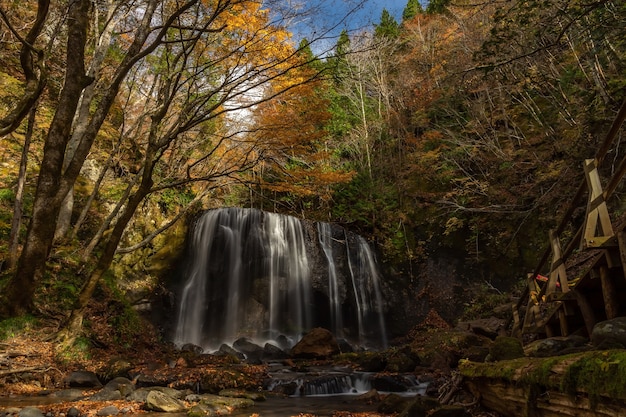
xmin=199 ymin=394 xmax=254 ymax=409
xmin=290 ymin=328 xmax=340 ymax=359
xmin=66 ymin=370 xmax=102 ymax=388
xmin=17 ymin=407 xmax=44 ymax=417
xmin=49 ymin=389 xmax=85 ymax=400
xmin=145 ymin=390 xmax=186 ymax=412
xmin=104 ymin=377 xmax=135 ymax=396
xmin=99 ymin=358 xmax=133 ymax=380
xmin=181 ymin=343 xmax=204 ymax=355
xmin=65 ymin=407 xmax=80 ymax=417
xmin=89 ymin=388 xmax=123 ymax=401
xmin=218 ymin=389 xmax=266 ymax=401
xmin=591 ymin=317 xmax=626 ymax=348
xmin=95 ymin=406 xmax=119 ymax=416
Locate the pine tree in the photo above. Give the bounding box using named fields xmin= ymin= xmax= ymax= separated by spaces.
xmin=402 ymin=0 xmax=423 ymax=22
xmin=374 ymin=9 xmax=400 ymax=39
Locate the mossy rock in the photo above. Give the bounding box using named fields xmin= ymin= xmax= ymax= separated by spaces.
xmin=488 ymin=336 xmax=524 ymax=361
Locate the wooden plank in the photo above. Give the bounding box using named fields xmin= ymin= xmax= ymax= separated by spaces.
xmin=599 ymin=265 xmax=619 ymax=319
xmin=548 ymin=230 xmax=569 ymax=294
xmin=574 ymin=289 xmax=596 ymax=337
xmin=582 ymin=159 xmax=614 ymax=248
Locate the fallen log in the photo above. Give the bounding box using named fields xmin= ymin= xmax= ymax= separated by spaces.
xmin=459 ymin=350 xmax=626 ymax=417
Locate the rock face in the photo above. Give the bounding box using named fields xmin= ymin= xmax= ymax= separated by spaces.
xmin=291 ymin=328 xmax=340 ymax=359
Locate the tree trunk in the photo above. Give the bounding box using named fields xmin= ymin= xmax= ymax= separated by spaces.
xmin=8 ymin=105 xmax=37 ymax=269
xmin=5 ymin=0 xmax=92 ymax=316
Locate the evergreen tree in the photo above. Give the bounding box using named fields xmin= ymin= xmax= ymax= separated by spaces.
xmin=402 ymin=0 xmax=423 ymax=22
xmin=374 ymin=9 xmax=400 ymax=38
xmin=426 ymin=0 xmax=450 ymax=14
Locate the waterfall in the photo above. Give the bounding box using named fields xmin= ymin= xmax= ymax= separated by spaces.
xmin=173 ymin=208 xmax=387 ymax=350
xmin=317 ymin=222 xmax=343 ymax=337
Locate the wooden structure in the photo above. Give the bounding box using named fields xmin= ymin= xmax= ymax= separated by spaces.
xmin=511 ymin=100 xmax=626 ymax=341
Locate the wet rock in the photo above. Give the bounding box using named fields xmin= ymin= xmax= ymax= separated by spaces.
xmin=358 ymin=352 xmax=387 ymax=372
xmin=67 ymin=371 xmax=102 ymax=388
xmin=488 ymin=336 xmax=524 ymax=361
xmin=275 ymin=335 xmax=292 ymax=350
xmin=49 ymin=389 xmax=85 ymax=401
xmin=145 ymin=390 xmax=186 ymax=412
xmin=290 ymin=328 xmax=340 ymax=359
xmin=95 ymin=406 xmax=119 ymax=416
xmin=188 ymin=404 xmax=217 ymax=417
xmin=356 ymin=389 xmax=381 ymax=402
xmin=17 ymin=407 xmax=44 ymax=417
xmin=181 ymin=343 xmax=204 ymax=355
xmin=215 ymin=344 xmax=244 ymax=360
xmin=387 ymin=347 xmax=420 ymax=373
xmin=147 ymin=386 xmax=185 ymax=399
xmin=337 ymin=339 xmax=354 ymax=353
xmin=89 ymin=388 xmax=122 ymax=401
xmin=592 ymin=318 xmax=626 ymax=348
xmin=262 ymin=343 xmax=288 ymax=361
xmin=104 ymin=377 xmax=135 ymax=397
xmin=199 ymin=394 xmax=254 ymax=409
xmin=233 ymin=338 xmax=264 ymax=363
xmin=218 ymin=389 xmax=266 ymax=401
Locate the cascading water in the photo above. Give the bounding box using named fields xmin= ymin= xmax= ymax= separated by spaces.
xmin=174 ymin=208 xmax=387 ymax=350
xmin=317 ymin=222 xmax=343 ymax=337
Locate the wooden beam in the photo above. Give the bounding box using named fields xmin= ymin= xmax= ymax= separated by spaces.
xmin=582 ymin=159 xmax=614 ymax=248
xmin=548 ymin=230 xmax=569 ymax=294
xmin=574 ymin=289 xmax=596 ymax=337
xmin=618 ymin=231 xmax=626 ymax=282
xmin=599 ymin=265 xmax=619 ymax=319
xmin=558 ymin=307 xmax=568 ymax=336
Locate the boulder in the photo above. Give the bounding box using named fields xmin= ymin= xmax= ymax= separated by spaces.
xmin=232 ymin=338 xmax=264 ymax=363
xmin=104 ymin=377 xmax=135 ymax=397
xmin=591 ymin=318 xmax=626 ymax=348
xmin=218 ymin=389 xmax=266 ymax=401
xmin=98 ymin=358 xmax=133 ymax=380
xmin=66 ymin=370 xmax=102 ymax=388
xmin=262 ymin=343 xmax=288 ymax=361
xmin=49 ymin=389 xmax=85 ymax=401
xmin=290 ymin=328 xmax=340 ymax=359
xmin=215 ymin=344 xmax=244 ymax=360
xmin=145 ymin=390 xmax=187 ymax=412
xmin=456 ymin=317 xmax=506 ymax=340
xmin=524 ymin=335 xmax=588 ymax=357
xmin=66 ymin=407 xmax=80 ymax=417
xmin=89 ymin=388 xmax=123 ymax=401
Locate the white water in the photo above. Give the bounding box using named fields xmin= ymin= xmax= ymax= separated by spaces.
xmin=174 ymin=208 xmax=387 ymax=350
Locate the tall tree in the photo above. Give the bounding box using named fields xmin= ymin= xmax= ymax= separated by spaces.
xmin=375 ymin=9 xmax=400 ymax=39
xmin=402 ymin=0 xmax=423 ymax=22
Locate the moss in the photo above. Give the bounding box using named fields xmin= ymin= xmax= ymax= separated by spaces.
xmin=561 ymin=350 xmax=626 ymax=407
xmin=0 ymin=315 xmax=37 ymax=340
xmin=489 ymin=336 xmax=524 ymax=361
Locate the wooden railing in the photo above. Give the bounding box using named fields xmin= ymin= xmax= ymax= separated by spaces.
xmin=510 ymin=98 xmax=626 ymax=339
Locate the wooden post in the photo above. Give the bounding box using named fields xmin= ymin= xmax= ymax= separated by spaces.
xmin=582 ymin=159 xmax=614 ymax=248
xmin=548 ymin=230 xmax=569 ymax=295
xmin=574 ymin=289 xmax=596 ymax=337
xmin=558 ymin=307 xmax=569 ymax=336
xmin=599 ymin=265 xmax=619 ymax=319
xmin=618 ymin=231 xmax=626 ymax=282
xmin=523 ymin=274 xmax=541 ymax=330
